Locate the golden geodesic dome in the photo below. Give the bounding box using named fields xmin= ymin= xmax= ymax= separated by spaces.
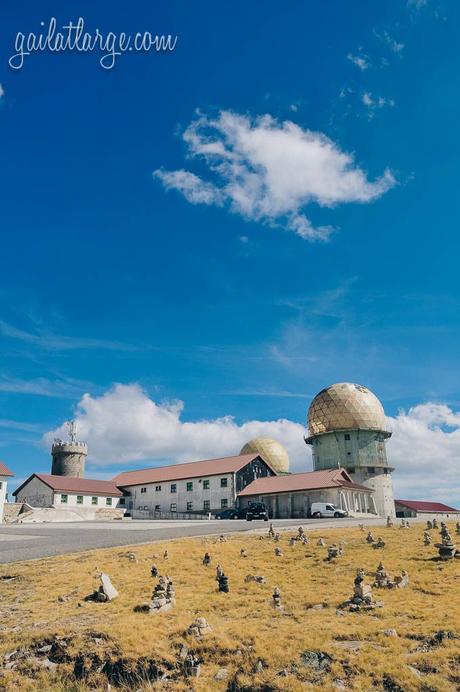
xmin=240 ymin=437 xmax=290 ymax=473
xmin=307 ymin=382 xmax=387 ymax=436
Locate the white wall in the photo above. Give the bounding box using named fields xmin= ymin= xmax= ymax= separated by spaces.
xmin=15 ymin=476 xmax=54 ymax=508
xmin=123 ymin=472 xmax=235 ymax=514
xmin=52 ymin=491 xmax=124 ymax=509
xmin=0 ymin=475 xmax=9 ymax=522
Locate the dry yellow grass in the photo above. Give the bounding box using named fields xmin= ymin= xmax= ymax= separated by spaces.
xmin=0 ymin=523 xmax=459 ymax=691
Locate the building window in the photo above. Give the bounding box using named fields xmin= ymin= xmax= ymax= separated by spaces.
xmin=384 ymin=468 xmax=388 ymax=475
xmin=119 ymin=497 xmax=125 ymax=506
xmin=203 ymin=500 xmax=210 ymax=511
xmin=106 ymin=497 xmax=112 ymax=506
xmin=170 ymin=484 xmax=177 ymax=493
xmin=186 ymin=482 xmax=193 ymax=492
xmin=187 ymin=501 xmax=193 ymax=511
xmin=92 ymin=496 xmax=98 ymax=505
xmin=221 ymin=498 xmax=228 ymax=509
xmin=368 ymin=467 xmax=375 ymax=474
xmin=170 ymin=503 xmax=177 ymax=512
xmin=140 ymin=487 xmax=147 ymax=494
xmin=348 ymin=467 xmax=355 ymax=474
xmin=203 ymin=480 xmax=210 ymax=490
xmin=347 ymin=452 xmax=351 ymax=455
xmin=220 ymin=478 xmax=228 ymax=488
xmin=344 ymin=434 xmax=351 ymax=441
xmin=155 ymin=504 xmax=161 ymax=511
xmin=61 ymin=494 xmax=68 ymax=504
xmin=77 ymin=495 xmax=83 ymax=505
xmin=155 ymin=485 xmax=161 ymax=491
xmin=143 ymin=505 xmax=148 ymax=510
xmin=0 ymin=482 xmax=3 ymax=489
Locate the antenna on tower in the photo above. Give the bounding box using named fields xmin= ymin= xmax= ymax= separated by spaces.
xmin=67 ymin=419 xmax=78 ymax=443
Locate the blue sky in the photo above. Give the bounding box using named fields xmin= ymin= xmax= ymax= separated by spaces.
xmin=1 ymin=0 xmax=460 ymax=503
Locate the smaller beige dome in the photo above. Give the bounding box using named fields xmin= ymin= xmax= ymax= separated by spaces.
xmin=240 ymin=437 xmax=290 ymax=473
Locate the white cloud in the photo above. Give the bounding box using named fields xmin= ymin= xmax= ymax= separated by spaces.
xmin=387 ymin=403 xmax=460 ymax=506
xmin=43 ymin=384 xmax=307 ymax=468
xmin=347 ymin=53 xmax=370 ymax=71
xmin=154 ymin=110 xmax=395 ymax=241
xmin=362 ymin=92 xmax=395 ymax=119
xmin=43 ymin=384 xmax=460 ymax=507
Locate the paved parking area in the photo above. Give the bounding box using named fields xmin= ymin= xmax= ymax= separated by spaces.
xmin=0 ymin=517 xmax=387 ymax=564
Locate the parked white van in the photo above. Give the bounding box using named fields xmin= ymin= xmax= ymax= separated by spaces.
xmin=310 ymin=502 xmax=348 ymax=519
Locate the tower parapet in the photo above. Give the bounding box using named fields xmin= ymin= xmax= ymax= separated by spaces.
xmin=51 ymin=421 xmax=87 ymax=478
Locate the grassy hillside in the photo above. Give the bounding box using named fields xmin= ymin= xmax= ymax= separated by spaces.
xmin=0 ymin=523 xmax=459 ymax=690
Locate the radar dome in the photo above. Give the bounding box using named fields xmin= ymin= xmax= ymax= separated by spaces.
xmin=240 ymin=437 xmax=290 ymax=473
xmin=307 ymin=382 xmax=387 ymax=436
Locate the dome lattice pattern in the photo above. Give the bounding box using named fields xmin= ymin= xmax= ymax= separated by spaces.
xmin=307 ymin=382 xmax=387 ymax=436
xmin=240 ymin=437 xmax=290 ymax=473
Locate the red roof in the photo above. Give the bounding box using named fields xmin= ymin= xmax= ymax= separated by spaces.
xmin=13 ymin=474 xmax=123 ymax=497
xmin=0 ymin=462 xmax=14 ymax=477
xmin=113 ymin=453 xmax=274 ymax=487
xmin=238 ymin=468 xmax=371 ymax=497
xmin=395 ymin=499 xmax=460 ymax=513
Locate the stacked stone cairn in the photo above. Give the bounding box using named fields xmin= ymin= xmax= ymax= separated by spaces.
xmin=289 ymin=537 xmax=297 ymax=546
xmin=217 ymin=571 xmax=229 ymax=593
xmin=372 ymin=536 xmax=386 ymax=549
xmin=456 ymin=522 xmax=460 ymax=536
xmin=426 ymin=520 xmax=433 ymax=530
xmin=240 ymin=548 xmax=248 ymax=558
xmin=151 ymin=564 xmax=158 ymax=577
xmin=386 ymin=516 xmax=394 ymax=528
xmin=435 ymin=529 xmax=460 ymax=561
xmin=298 ymin=526 xmax=305 ymax=539
xmin=203 ymin=552 xmax=211 ymax=567
xmin=423 ymin=531 xmax=432 ymax=546
xmin=432 ymin=518 xmax=438 ymax=529
xmin=327 ymin=544 xmax=344 ymax=561
xmin=184 ymin=653 xmax=201 ymax=678
xmin=340 ymin=570 xmax=383 ymax=611
xmin=135 ymin=575 xmax=175 ymax=613
xmin=366 ymin=531 xmax=375 ymax=544
xmin=274 ymin=532 xmax=281 ymax=542
xmin=268 ymin=523 xmax=275 ymax=538
xmin=188 ymin=617 xmax=212 ymax=637
xmin=358 ymin=524 xmax=365 ymax=531
xmin=272 ymin=586 xmax=282 ymax=609
xmin=317 ymin=537 xmax=326 ymax=547
xmin=163 ymin=549 xmax=169 ymax=560
xmin=274 ymin=546 xmax=283 ymax=557
xmin=373 ymin=562 xmax=409 ymax=589
xmin=215 ymin=563 xmax=224 ymax=581
xmin=400 ymin=519 xmax=410 ymax=529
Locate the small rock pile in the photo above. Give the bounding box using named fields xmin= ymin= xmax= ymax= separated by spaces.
xmin=435 ymin=530 xmax=460 ymax=561
xmin=245 ymin=574 xmax=267 ymax=584
xmin=274 ymin=547 xmax=283 ymax=557
xmin=386 ymin=516 xmax=394 ymax=528
xmin=86 ymin=573 xmax=119 ymax=603
xmin=272 ymin=586 xmax=282 ymax=609
xmin=426 ymin=520 xmax=433 ymax=530
xmin=423 ymin=531 xmax=432 ymax=546
xmin=372 ymin=536 xmax=386 ymax=549
xmin=187 ymin=617 xmax=212 ymax=637
xmin=202 ymin=552 xmax=211 ymax=567
xmin=339 ymin=570 xmax=383 ymax=611
xmin=317 ymin=537 xmax=326 ymax=547
xmin=217 ymin=571 xmax=229 ymax=593
xmin=400 ymin=519 xmax=410 ymax=529
xmin=268 ymin=523 xmax=275 ymax=538
xmin=151 ymin=564 xmax=158 ymax=577
xmin=456 ymin=522 xmax=460 ymax=536
xmin=135 ymin=575 xmax=176 ymax=613
xmin=366 ymin=531 xmax=375 ymax=544
xmin=327 ymin=544 xmax=344 ymax=561
xmin=373 ymin=562 xmax=409 ymax=589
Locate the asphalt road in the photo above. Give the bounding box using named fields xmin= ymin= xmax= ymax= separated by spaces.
xmin=0 ymin=516 xmax=390 ymax=564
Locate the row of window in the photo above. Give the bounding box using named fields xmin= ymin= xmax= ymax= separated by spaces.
xmin=60 ymin=494 xmax=114 ymax=506
xmin=139 ymin=477 xmax=228 ymax=494
xmin=140 ymin=498 xmax=229 ymax=512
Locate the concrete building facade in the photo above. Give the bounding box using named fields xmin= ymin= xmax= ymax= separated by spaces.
xmin=113 ymin=453 xmax=276 ymax=518
xmin=0 ymin=462 xmax=14 ymax=523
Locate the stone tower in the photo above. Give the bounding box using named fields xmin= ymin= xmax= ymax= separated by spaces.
xmin=51 ymin=421 xmax=87 ymax=478
xmin=305 ymin=383 xmax=395 ymax=518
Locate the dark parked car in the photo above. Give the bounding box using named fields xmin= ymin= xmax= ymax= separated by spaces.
xmin=215 ymin=507 xmax=246 ymax=520
xmin=245 ymin=501 xmax=269 ymax=521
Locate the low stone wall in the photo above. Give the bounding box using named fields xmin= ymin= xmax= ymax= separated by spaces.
xmin=94 ymin=508 xmax=125 ymax=521
xmin=3 ymin=503 xmax=27 ymax=523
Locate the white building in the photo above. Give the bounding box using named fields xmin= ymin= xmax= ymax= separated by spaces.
xmin=13 ymin=473 xmax=125 ymax=519
xmin=113 ymin=453 xmax=276 ymax=518
xmin=395 ymin=499 xmax=460 ymax=521
xmin=0 ymin=462 xmax=14 ymax=523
